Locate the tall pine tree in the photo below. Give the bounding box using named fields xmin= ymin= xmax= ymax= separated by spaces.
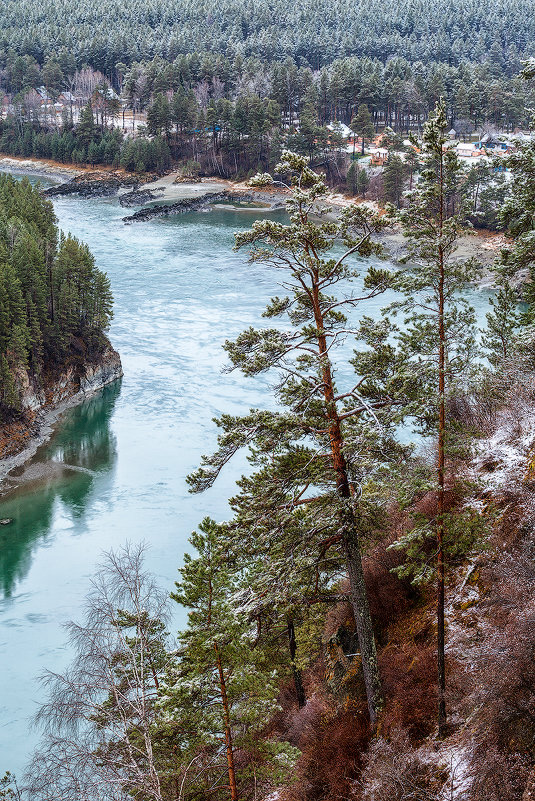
xmin=188 ymin=151 xmax=404 ymax=727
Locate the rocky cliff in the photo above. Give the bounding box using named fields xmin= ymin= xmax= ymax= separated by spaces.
xmin=0 ymin=346 xmax=123 ymax=467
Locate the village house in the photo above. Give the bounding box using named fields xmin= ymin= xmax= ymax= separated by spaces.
xmin=370 ymin=147 xmax=388 ymax=165
xmin=475 ymin=133 xmax=508 ymax=151
xmin=456 ymin=143 xmax=481 ymax=157
xmin=327 ymin=121 xmax=352 ymax=138
xmin=58 ymin=91 xmax=76 ymax=105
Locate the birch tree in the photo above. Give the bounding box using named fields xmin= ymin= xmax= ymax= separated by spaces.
xmin=26 ymin=544 xmax=171 ymax=801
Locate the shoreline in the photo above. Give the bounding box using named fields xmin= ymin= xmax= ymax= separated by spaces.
xmin=0 ymin=155 xmax=81 ymax=179
xmin=0 ymin=351 xmax=123 ymax=495
xmin=0 ymin=153 xmax=509 ymax=267
xmin=0 ymin=390 xmax=98 ymax=494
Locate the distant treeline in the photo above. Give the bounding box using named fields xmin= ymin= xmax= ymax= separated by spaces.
xmin=2 ymin=52 xmax=535 ymax=182
xmin=0 ymin=114 xmax=173 ymax=174
xmin=0 ymin=0 xmax=534 ymax=73
xmin=3 ymin=51 xmax=535 ymax=133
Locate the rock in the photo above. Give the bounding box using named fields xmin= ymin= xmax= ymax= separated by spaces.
xmin=122 ymin=191 xmax=254 ymax=223
xmin=119 ymin=187 xmax=165 ymax=207
xmin=12 ymin=347 xmax=123 ymax=413
xmin=79 ymin=348 xmax=123 ymax=394
xmin=12 ymin=363 xmax=46 ymax=411
xmin=0 ymin=518 xmax=13 ymax=525
xmin=173 ymin=175 xmax=202 ymax=183
xmin=0 ymin=346 xmax=123 ymax=469
xmin=45 ymin=176 xmax=121 ymax=198
xmin=44 ymin=171 xmax=141 ymax=199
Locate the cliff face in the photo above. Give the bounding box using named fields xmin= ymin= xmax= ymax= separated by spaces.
xmin=0 ymin=346 xmax=123 ymax=464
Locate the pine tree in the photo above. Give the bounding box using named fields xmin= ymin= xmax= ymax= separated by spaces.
xmin=147 ymin=93 xmax=171 ymax=138
xmin=162 ymin=518 xmax=297 ymax=801
xmin=188 ymin=151 xmax=404 ymax=728
xmin=388 ymin=100 xmax=481 ymax=735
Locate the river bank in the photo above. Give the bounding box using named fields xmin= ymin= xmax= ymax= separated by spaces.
xmin=0 ymin=154 xmax=510 ymax=269
xmin=0 ymin=155 xmax=83 ymax=179
xmin=0 ymin=347 xmax=123 ymax=492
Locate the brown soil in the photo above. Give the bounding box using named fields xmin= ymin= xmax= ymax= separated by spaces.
xmin=0 ymin=413 xmax=37 ymax=460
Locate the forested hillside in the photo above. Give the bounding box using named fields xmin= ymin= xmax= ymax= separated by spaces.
xmin=1 ymin=0 xmax=534 ymax=70
xmin=0 ymin=174 xmax=113 ymax=421
xmin=0 ymin=0 xmax=534 ymax=182
xmin=0 ymin=52 xmax=532 ymax=186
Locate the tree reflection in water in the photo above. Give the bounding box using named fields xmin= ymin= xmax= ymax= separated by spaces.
xmin=0 ymin=379 xmax=122 ymax=598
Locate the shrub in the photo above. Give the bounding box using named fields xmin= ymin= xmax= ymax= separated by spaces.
xmin=359 ymin=729 xmax=445 ymax=800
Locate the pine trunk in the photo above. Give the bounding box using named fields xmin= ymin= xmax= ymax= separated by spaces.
xmin=310 ymin=277 xmax=383 ymax=727
xmin=287 ymin=619 xmax=306 ymax=708
xmin=214 ymin=642 xmax=239 ymax=801
xmin=437 ymin=152 xmax=447 ymax=738
xmin=343 ymin=532 xmax=383 ymax=727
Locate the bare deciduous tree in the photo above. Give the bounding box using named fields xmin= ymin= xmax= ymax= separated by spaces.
xmin=25 ymin=543 xmax=171 ymax=801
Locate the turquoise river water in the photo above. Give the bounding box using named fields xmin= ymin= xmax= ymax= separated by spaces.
xmin=0 ymin=173 xmax=493 ymax=774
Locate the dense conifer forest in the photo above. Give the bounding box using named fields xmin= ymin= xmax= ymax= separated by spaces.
xmin=0 ymin=0 xmax=534 ymax=70
xmin=0 ymin=175 xmax=113 ymax=421
xmin=0 ymin=0 xmax=535 ymax=178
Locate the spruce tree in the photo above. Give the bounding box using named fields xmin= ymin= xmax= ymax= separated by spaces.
xmin=382 ymin=154 xmax=406 ymax=208
xmin=77 ymin=102 xmax=95 ymax=148
xmin=0 ymin=175 xmax=114 ymax=419
xmin=351 ymin=104 xmax=375 ymax=155
xmin=346 ymin=160 xmax=359 ymax=195
xmin=357 ymin=167 xmax=370 ymax=198
xmin=481 ymin=276 xmax=522 ymax=367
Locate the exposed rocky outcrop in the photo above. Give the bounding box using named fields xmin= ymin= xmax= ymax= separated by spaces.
xmin=79 ymin=349 xmax=123 ymax=394
xmin=14 ymin=347 xmax=123 ymax=414
xmin=45 ymin=176 xmax=122 ymax=198
xmin=119 ymin=186 xmax=165 ymax=207
xmin=173 ymin=174 xmax=202 ymax=183
xmin=122 ymin=190 xmax=254 ymax=222
xmin=0 ymin=346 xmax=123 ymax=477
xmin=44 ymin=171 xmax=143 ymax=199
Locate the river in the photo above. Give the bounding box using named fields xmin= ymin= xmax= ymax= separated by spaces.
xmin=0 ymin=173 xmax=493 ymax=774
